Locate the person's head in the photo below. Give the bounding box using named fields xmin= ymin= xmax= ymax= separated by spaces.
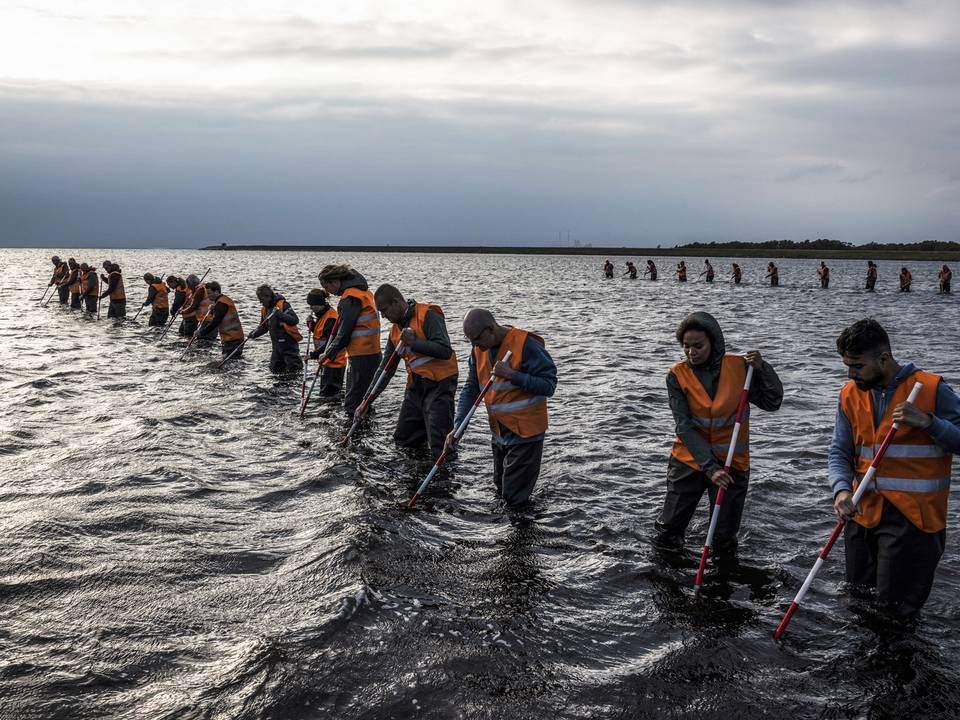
xmin=821 ymin=261 xmax=827 ymax=267
xmin=836 ymin=318 xmax=896 ymax=391
xmin=206 ymin=280 xmax=222 ymax=300
xmin=143 ymin=272 xmax=155 ymax=284
xmin=647 ymin=260 xmax=655 ymax=267
xmin=868 ymin=260 xmax=875 ymax=267
xmin=374 ymin=284 xmax=408 ymax=324
xmin=706 ymin=259 xmax=712 ymax=266
xmin=306 ymin=288 xmax=329 ymax=313
xmin=255 ymin=284 xmax=274 ymax=307
xmin=463 ymin=308 xmax=498 ymax=351
xmin=943 ymin=264 xmax=949 ymax=272
xmin=675 ymin=316 xmax=714 ymax=367
xmin=68 ymin=258 xmax=78 ymax=269
xmin=318 ymin=264 xmax=353 ymax=295
xmin=102 ymin=260 xmax=111 ymax=271
xmin=166 ymin=276 xmax=180 ymax=289
xmin=186 ymin=274 xmax=200 ymax=289
xmin=51 ymin=255 xmax=61 ymax=265
xmin=901 ymin=266 xmax=908 ymax=274
xmin=79 ymin=263 xmax=89 ymax=272
xmin=768 ymin=262 xmax=775 ymax=269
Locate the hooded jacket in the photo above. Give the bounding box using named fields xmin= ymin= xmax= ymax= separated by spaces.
xmin=323 ymin=272 xmax=376 ymax=360
xmin=666 ymin=312 xmax=783 ymax=478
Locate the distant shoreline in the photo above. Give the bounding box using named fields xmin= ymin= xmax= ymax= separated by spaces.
xmin=201 ymin=244 xmax=960 ymax=262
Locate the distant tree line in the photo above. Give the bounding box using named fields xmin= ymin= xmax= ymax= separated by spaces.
xmin=678 ymin=239 xmax=960 ymax=251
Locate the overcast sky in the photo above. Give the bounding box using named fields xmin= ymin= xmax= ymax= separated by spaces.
xmin=1 ymin=0 xmax=958 ymax=248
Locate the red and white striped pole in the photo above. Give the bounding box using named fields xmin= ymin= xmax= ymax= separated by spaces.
xmin=773 ymin=380 xmax=923 ymax=640
xmin=341 ymin=341 xmax=406 ymax=447
xmin=693 ymin=363 xmax=755 ymax=592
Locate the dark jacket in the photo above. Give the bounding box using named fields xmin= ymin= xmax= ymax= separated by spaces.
xmin=249 ymin=294 xmax=300 ymax=343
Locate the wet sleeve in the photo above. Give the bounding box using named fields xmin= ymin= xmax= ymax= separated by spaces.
xmin=667 ymin=370 xmax=723 ymax=477
xmin=199 ymin=302 xmax=227 ymax=337
xmin=407 ymin=310 xmax=453 ymax=359
xmin=748 ymin=361 xmax=784 ymax=411
xmin=170 ymin=290 xmax=185 ymax=316
xmin=510 ymin=337 xmax=557 ymax=398
xmin=324 ymin=297 xmax=361 ymax=360
xmin=277 ymin=301 xmax=298 ymax=326
xmin=926 ymin=381 xmax=960 ymax=454
xmin=454 ymin=353 xmax=480 ymax=428
xmin=827 ymin=402 xmax=856 ymax=496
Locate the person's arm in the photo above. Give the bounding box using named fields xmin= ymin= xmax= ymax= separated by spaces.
xmin=248 ymin=314 xmax=269 ymax=339
xmin=507 ymin=337 xmax=557 ymax=398
xmin=170 ymin=290 xmax=186 ymax=316
xmin=276 ymin=300 xmax=298 ymax=327
xmin=667 ymin=371 xmax=724 ymax=477
xmin=747 ymin=359 xmax=783 ymax=412
xmin=923 ymin=381 xmax=960 ymax=453
xmin=323 ymin=297 xmax=361 ymax=360
xmin=144 ymin=285 xmax=157 ymax=307
xmin=99 ymin=274 xmax=118 ymax=299
xmin=828 ymin=402 xmax=856 ymax=499
xmin=454 ymin=353 xmax=480 ymax=427
xmin=310 ymin=317 xmax=337 ymax=359
xmin=406 ymin=310 xmax=453 ymax=359
xmin=198 ymin=301 xmax=227 ymax=337
xmin=182 ymin=288 xmax=203 ymax=316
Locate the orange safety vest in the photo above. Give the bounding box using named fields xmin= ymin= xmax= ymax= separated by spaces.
xmin=212 ymin=295 xmax=244 ymax=343
xmin=68 ymin=268 xmax=81 ymax=294
xmin=81 ymin=270 xmax=98 ymax=297
xmin=842 ymin=370 xmax=952 ymax=532
xmin=388 ymin=302 xmax=458 ymax=383
xmin=670 ymin=354 xmax=751 ymax=472
xmin=313 ymin=306 xmax=347 ymax=369
xmin=261 ymin=297 xmax=303 ymax=342
xmin=53 ymin=262 xmax=68 ymax=282
xmin=177 ymin=285 xmax=195 ymax=318
xmin=475 ymin=327 xmax=548 ymax=438
xmin=150 ymin=282 xmax=169 ymax=310
xmin=339 ymin=287 xmax=380 ymax=357
xmin=194 ymin=284 xmax=213 ymax=321
xmin=109 ymin=271 xmax=126 ymax=301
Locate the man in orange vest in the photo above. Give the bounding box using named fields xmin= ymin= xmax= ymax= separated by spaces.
xmin=318 ymin=264 xmax=382 ymax=416
xmin=98 ymin=262 xmax=126 ymax=318
xmin=80 ymin=263 xmax=99 ymax=312
xmin=366 ymin=284 xmax=458 ymax=459
xmin=306 ymin=289 xmax=346 ymax=395
xmin=141 ymin=273 xmax=170 ymax=326
xmin=445 ymin=308 xmax=557 ymax=509
xmin=63 ymin=259 xmax=82 ymax=309
xmin=196 ymin=281 xmax=245 ymax=360
xmin=830 ymin=319 xmax=960 ymax=618
xmin=654 ymin=312 xmax=783 ymax=552
xmin=249 ymin=284 xmax=303 ymax=374
xmin=48 ymin=256 xmax=70 ymax=304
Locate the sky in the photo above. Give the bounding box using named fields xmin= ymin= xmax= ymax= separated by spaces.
xmin=1 ymin=0 xmax=958 ymax=248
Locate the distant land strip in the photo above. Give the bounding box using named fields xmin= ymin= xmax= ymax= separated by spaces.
xmin=202 ymin=243 xmax=960 ymax=261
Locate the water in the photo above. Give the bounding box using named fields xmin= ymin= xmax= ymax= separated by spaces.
xmin=2 ymin=248 xmax=959 ymax=719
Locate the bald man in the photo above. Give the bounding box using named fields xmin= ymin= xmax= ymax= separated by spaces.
xmin=445 ymin=309 xmax=557 ymax=509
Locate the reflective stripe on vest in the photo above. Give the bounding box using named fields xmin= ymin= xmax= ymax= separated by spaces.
xmin=842 ymin=369 xmax=952 ymax=532
xmin=669 ymin=354 xmax=750 ymax=472
xmin=474 ymin=327 xmax=548 ymax=438
xmin=387 ymin=302 xmax=458 ymax=383
xmin=314 ymin=306 xmax=347 ymax=369
xmin=340 ymin=288 xmax=380 ymax=356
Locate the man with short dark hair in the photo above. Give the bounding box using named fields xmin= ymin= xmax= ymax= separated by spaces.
xmin=829 ymin=318 xmax=960 ymax=618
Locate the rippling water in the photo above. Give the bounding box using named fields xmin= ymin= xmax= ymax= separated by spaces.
xmin=2 ymin=248 xmax=959 ymax=719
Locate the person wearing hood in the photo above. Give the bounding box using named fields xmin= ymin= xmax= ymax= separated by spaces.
xmin=141 ymin=273 xmax=170 ymax=326
xmin=654 ymin=312 xmax=783 ymax=553
xmin=829 ymin=319 xmax=960 ymax=618
xmin=306 ymin=289 xmax=346 ymax=395
xmin=196 ymin=281 xmax=244 ymax=359
xmin=64 ymin=259 xmax=82 ymax=309
xmin=98 ymin=262 xmax=126 ymax=318
xmin=366 ymin=284 xmax=459 ymax=459
xmin=249 ymin=284 xmax=303 ymax=374
xmin=48 ymin=256 xmax=70 ymax=304
xmin=318 ymin=264 xmax=382 ymax=415
xmin=80 ymin=263 xmax=99 ymax=312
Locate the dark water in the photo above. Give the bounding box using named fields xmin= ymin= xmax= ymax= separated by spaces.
xmin=2 ymin=248 xmax=959 ymax=719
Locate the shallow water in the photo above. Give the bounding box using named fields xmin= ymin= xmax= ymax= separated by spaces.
xmin=2 ymin=248 xmax=959 ymax=719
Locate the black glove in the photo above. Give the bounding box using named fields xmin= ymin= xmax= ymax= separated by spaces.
xmin=309 ymin=349 xmax=321 ymax=360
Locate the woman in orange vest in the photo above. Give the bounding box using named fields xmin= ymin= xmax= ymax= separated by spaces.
xmin=653 ymin=312 xmax=783 ymax=552
xmin=366 ymin=284 xmax=459 ymax=459
xmin=445 ymin=308 xmax=557 ymax=509
xmin=318 ymin=264 xmax=382 ymax=416
xmin=249 ymin=284 xmax=303 ymax=374
xmin=306 ymin=289 xmax=346 ymax=396
xmin=98 ymin=262 xmax=126 ymax=318
xmin=196 ymin=281 xmax=245 ymax=359
xmin=830 ymin=319 xmax=960 ymax=617
xmin=141 ymin=273 xmax=170 ymax=326
xmin=80 ymin=263 xmax=99 ymax=313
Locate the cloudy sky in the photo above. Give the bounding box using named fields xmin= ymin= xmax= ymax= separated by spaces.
xmin=1 ymin=0 xmax=958 ymax=248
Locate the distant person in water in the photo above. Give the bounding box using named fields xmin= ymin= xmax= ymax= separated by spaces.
xmin=141 ymin=273 xmax=169 ymax=326
xmin=644 ymin=260 xmax=658 ymax=280
xmin=64 ymin=259 xmax=81 ymax=309
xmin=730 ymin=263 xmax=742 ymax=285
xmin=699 ymin=260 xmax=715 ymax=283
xmin=939 ymin=265 xmax=952 ymax=294
xmin=445 ymin=308 xmax=557 ymax=509
xmin=99 ymin=262 xmax=126 ymax=318
xmin=766 ymin=262 xmax=779 ymax=287
xmin=866 ymin=261 xmax=878 ymax=291
xmin=818 ymin=261 xmax=830 ymax=289
xmin=624 ymin=262 xmax=638 ymax=279
xmin=676 ymin=261 xmax=687 ymax=282
xmin=196 ymin=281 xmax=244 ymax=360
xmin=250 ymin=284 xmax=303 ymax=374
xmin=899 ymin=267 xmax=912 ymax=293
xmin=603 ymin=260 xmax=614 ymax=279
xmin=48 ymin=256 xmax=69 ymax=305
xmin=654 ymin=312 xmax=783 ymax=552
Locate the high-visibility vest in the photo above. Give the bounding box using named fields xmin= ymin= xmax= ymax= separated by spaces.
xmin=339 ymin=287 xmax=380 ymax=357
xmin=177 ymin=285 xmax=194 ymax=318
xmin=213 ymin=295 xmax=244 ymax=343
xmin=67 ymin=268 xmax=81 ymax=294
xmin=842 ymin=370 xmax=952 ymax=532
xmin=109 ymin=271 xmax=126 ymax=301
xmin=81 ymin=270 xmax=98 ymax=297
xmin=313 ymin=307 xmax=346 ymax=369
xmin=53 ymin=262 xmax=68 ymax=282
xmin=196 ymin=284 xmax=214 ymax=321
xmin=475 ymin=327 xmax=548 ymax=438
xmin=670 ymin=354 xmax=751 ymax=472
xmin=388 ymin=303 xmax=458 ymax=384
xmin=261 ymin=296 xmax=302 ymax=341
xmin=150 ymin=282 xmax=169 ymax=310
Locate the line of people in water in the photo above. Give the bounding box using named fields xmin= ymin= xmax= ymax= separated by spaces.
xmin=603 ymin=258 xmax=953 ymax=292
xmin=43 ymin=255 xmax=959 ymax=627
